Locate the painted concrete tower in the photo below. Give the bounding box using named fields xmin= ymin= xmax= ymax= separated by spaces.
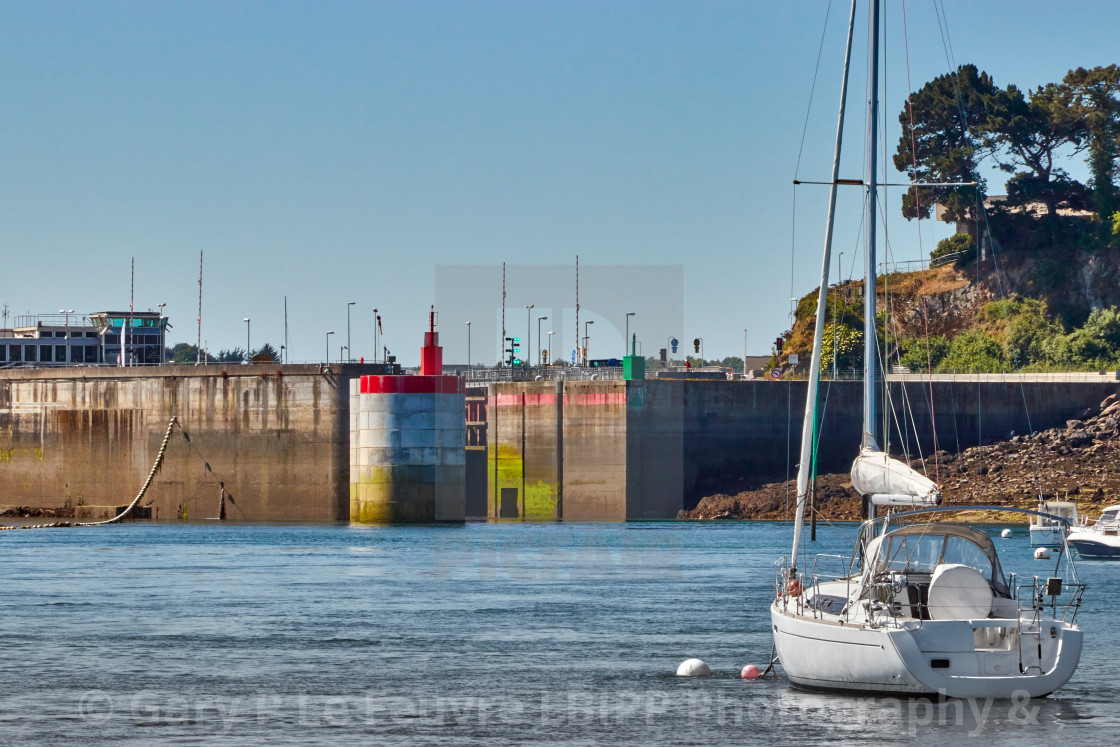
xmin=350 ymin=308 xmax=466 ymax=522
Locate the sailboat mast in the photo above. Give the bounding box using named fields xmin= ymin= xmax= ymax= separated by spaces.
xmin=862 ymin=0 xmax=880 ymax=451
xmin=789 ymin=0 xmax=858 ymax=567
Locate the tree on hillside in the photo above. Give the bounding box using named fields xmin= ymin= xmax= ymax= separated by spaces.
xmin=216 ymin=348 xmax=246 ymax=363
xmin=1060 ymin=66 xmax=1120 ymax=226
xmin=986 ymin=82 xmax=1089 ymax=217
xmin=894 ymin=64 xmax=1002 ymax=222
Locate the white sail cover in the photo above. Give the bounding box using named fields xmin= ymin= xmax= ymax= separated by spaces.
xmin=850 ymin=447 xmax=940 ymax=501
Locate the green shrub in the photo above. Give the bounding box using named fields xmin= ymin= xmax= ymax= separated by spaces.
xmin=938 ymin=329 xmax=1009 ymax=373
xmin=930 ymin=233 xmax=976 ymax=264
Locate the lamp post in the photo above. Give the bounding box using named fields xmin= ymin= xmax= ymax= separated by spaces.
xmin=547 ymin=330 xmax=554 ymax=366
xmin=347 ymin=302 xmax=355 ymax=363
xmin=372 ymin=308 xmax=379 ymax=363
xmin=157 ymin=303 xmax=166 ymax=364
xmin=341 ymin=345 xmax=348 ymax=364
xmin=743 ymin=329 xmax=748 ymax=378
xmin=59 ymin=309 xmax=74 ymax=365
xmin=465 ymin=321 xmax=471 ymax=371
xmin=537 ymin=316 xmax=547 ymax=365
xmin=625 ymin=312 xmax=635 ymax=356
xmin=325 ymin=331 xmax=334 ymax=363
xmin=583 ymin=320 xmax=594 ymax=365
xmin=243 ymin=317 xmax=251 ymax=363
xmin=280 ymin=344 xmax=286 ymax=364
xmin=524 ymin=305 xmax=534 ymax=368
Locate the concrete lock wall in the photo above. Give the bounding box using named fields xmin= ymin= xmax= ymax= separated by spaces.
xmin=487 ymin=381 xmax=565 ymax=520
xmin=486 ymin=380 xmax=685 ymax=521
xmin=485 ymin=376 xmax=1120 ymax=520
xmin=0 ymin=365 xmax=353 ymax=521
xmin=350 ymin=375 xmax=466 ymax=523
xmin=682 ymin=378 xmax=1120 ymax=495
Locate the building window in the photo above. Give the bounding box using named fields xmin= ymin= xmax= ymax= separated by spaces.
xmin=9 ymin=345 xmax=21 ymax=362
xmin=25 ymin=345 xmax=37 ymax=362
xmin=57 ymin=345 xmax=67 ymax=362
xmin=0 ymin=346 xmax=6 ymax=362
xmin=41 ymin=346 xmax=53 ymax=362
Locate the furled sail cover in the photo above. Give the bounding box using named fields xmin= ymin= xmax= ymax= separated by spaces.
xmin=850 ymin=447 xmax=940 ymax=501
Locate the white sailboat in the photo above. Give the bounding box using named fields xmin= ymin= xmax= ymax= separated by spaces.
xmin=769 ymin=0 xmax=1086 ymax=698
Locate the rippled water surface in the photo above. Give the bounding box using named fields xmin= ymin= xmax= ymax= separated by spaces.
xmin=1 ymin=520 xmax=1117 ymax=744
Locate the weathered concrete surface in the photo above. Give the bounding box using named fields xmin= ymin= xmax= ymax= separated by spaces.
xmin=486 ymin=380 xmax=685 ymax=521
xmin=683 ymin=379 xmax=1120 ymax=502
xmin=486 ymin=377 xmax=1120 ymax=519
xmin=487 ymin=381 xmax=565 ymax=520
xmin=626 ymin=380 xmax=684 ymax=519
xmin=561 ymin=381 xmax=627 ymax=520
xmin=0 ymin=364 xmax=367 ymax=521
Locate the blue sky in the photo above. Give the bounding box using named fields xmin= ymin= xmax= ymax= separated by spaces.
xmin=1 ymin=1 xmax=1117 ymax=364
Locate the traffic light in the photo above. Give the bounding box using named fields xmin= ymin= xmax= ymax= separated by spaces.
xmin=505 ymin=337 xmax=520 ymax=367
xmin=659 ymin=348 xmax=667 ymax=363
xmin=693 ymin=338 xmax=700 ymax=353
xmin=775 ymin=337 xmax=784 ymax=354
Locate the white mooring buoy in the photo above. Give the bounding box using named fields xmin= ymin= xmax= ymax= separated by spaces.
xmin=1035 ymin=547 xmax=1052 ymax=559
xmin=1001 ymin=529 xmax=1013 ymax=539
xmin=676 ymin=658 xmax=711 ymax=677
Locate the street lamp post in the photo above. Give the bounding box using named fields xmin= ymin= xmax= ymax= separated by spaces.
xmin=59 ymin=309 xmax=74 ymax=365
xmin=372 ymin=308 xmax=379 ymax=364
xmin=547 ymin=330 xmax=554 ymax=365
xmin=243 ymin=317 xmax=251 ymax=362
xmin=157 ymin=303 xmax=166 ymax=365
xmin=465 ymin=321 xmax=471 ymax=371
xmin=537 ymin=316 xmax=548 ymax=365
xmin=583 ymin=320 xmax=594 ymax=365
xmin=325 ymin=331 xmax=334 ymax=363
xmin=524 ymin=305 xmax=534 ymax=368
xmin=743 ymin=329 xmax=748 ymax=378
xmin=625 ymin=312 xmax=635 ymax=356
xmin=347 ymin=301 xmax=355 ymax=363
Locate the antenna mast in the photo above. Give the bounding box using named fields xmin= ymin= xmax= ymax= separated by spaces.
xmin=197 ymin=250 xmax=204 ymax=364
xmin=501 ymin=262 xmax=506 ymax=367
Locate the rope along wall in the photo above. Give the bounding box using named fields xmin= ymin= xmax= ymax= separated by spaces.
xmin=1 ymin=417 xmax=222 ymax=530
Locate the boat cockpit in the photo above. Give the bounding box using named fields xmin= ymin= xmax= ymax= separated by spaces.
xmin=857 ymin=524 xmax=1011 ymax=622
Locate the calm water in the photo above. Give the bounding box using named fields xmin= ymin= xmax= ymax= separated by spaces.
xmin=1 ymin=520 xmax=1118 ymax=745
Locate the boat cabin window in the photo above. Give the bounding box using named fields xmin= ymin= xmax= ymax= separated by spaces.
xmin=941 ymin=536 xmax=994 ymax=582
xmin=1096 ymin=510 xmax=1119 ymax=526
xmin=881 ymin=534 xmax=943 ymax=574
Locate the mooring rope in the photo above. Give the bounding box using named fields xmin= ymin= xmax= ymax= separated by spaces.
xmin=1 ymin=417 xmax=187 ymax=531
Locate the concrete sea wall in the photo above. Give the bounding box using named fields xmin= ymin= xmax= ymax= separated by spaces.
xmin=3 ymin=367 xmax=1117 ymax=522
xmin=0 ymin=365 xmax=359 ymax=521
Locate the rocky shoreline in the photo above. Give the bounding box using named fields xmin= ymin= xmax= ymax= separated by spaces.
xmin=680 ymin=393 xmax=1120 ymax=523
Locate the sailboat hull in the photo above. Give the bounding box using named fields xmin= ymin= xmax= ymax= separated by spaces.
xmin=771 ymin=602 xmax=1083 ymax=699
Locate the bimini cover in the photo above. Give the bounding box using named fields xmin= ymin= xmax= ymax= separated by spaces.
xmin=850 ymin=447 xmax=940 ymax=501
xmin=927 ymin=563 xmax=993 ymax=620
